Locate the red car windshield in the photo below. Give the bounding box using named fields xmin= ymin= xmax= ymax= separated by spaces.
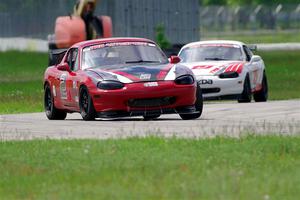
xmin=179 ymin=45 xmax=243 ymax=62
xmin=82 ymin=42 xmax=168 ymax=69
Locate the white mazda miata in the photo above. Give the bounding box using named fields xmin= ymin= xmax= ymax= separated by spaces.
xmin=178 ymin=40 xmax=268 ymax=102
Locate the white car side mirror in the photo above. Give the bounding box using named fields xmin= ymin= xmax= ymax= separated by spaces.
xmin=248 ymin=44 xmax=257 ymax=52
xmin=250 ymin=55 xmax=261 ymax=63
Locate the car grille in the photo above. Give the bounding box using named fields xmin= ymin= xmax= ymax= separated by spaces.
xmin=202 ymin=88 xmax=221 ymax=94
xmin=128 ymin=97 xmax=176 ymax=108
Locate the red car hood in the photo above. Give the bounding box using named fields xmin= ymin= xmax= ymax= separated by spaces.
xmin=86 ymin=63 xmax=176 ymax=83
xmin=183 ymin=61 xmax=246 ymax=76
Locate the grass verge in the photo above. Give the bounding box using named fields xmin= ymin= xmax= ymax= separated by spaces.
xmin=202 ymin=31 xmax=300 ymax=44
xmin=0 ymin=50 xmax=300 ymax=114
xmin=0 ymin=51 xmax=47 ymax=114
xmin=0 ymin=136 xmax=300 ymax=199
xmin=258 ymin=50 xmax=300 ymax=100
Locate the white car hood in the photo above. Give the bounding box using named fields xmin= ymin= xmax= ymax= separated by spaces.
xmin=181 ymin=61 xmax=245 ymax=76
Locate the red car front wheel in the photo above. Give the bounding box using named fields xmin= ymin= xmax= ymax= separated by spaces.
xmin=44 ymin=84 xmax=67 ymax=120
xmin=179 ymin=83 xmax=203 ymax=120
xmin=79 ymin=86 xmax=96 ymax=121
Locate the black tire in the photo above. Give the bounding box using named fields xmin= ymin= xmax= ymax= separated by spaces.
xmin=143 ymin=114 xmax=161 ymax=121
xmin=48 ymin=43 xmax=57 ymax=50
xmin=79 ymin=86 xmax=96 ymax=121
xmin=238 ymin=75 xmax=252 ymax=103
xmin=48 ymin=51 xmax=56 ymax=66
xmin=48 ymin=43 xmax=57 ymax=66
xmin=254 ymin=72 xmax=268 ymax=102
xmin=44 ymin=84 xmax=67 ymax=120
xmin=180 ymin=84 xmax=203 ymax=120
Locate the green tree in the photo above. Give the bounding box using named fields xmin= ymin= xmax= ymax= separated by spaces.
xmin=201 ymin=0 xmax=227 ymax=5
xmin=155 ymin=24 xmax=171 ymax=49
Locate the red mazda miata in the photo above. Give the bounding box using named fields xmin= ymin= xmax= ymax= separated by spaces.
xmin=43 ymin=37 xmax=203 ymax=120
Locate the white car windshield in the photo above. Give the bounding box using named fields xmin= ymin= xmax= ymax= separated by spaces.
xmin=179 ymin=44 xmax=243 ymax=62
xmin=82 ymin=42 xmax=168 ymax=70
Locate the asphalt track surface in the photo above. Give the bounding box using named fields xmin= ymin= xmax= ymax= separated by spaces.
xmin=1 ymin=100 xmax=299 ymax=141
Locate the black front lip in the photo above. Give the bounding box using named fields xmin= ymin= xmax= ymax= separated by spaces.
xmin=96 ymin=106 xmax=198 ymax=118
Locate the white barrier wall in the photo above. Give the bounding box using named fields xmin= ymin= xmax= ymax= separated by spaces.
xmin=0 ymin=38 xmax=48 ymax=52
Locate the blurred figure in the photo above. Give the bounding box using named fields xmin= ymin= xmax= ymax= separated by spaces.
xmin=74 ymin=0 xmax=103 ymax=40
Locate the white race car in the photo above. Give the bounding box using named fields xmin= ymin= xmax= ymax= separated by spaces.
xmin=178 ymin=40 xmax=268 ymax=102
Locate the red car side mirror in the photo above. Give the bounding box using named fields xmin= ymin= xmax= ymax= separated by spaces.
xmin=57 ymin=63 xmax=71 ymax=72
xmin=169 ymin=56 xmax=181 ymax=64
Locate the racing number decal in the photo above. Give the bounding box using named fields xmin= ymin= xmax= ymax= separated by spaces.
xmin=199 ymin=79 xmax=213 ymax=85
xmin=60 ymin=74 xmax=67 ymax=100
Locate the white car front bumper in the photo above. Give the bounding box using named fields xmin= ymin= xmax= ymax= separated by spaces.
xmin=196 ymin=75 xmax=244 ymax=99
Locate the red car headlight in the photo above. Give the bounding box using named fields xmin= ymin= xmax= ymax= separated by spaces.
xmin=97 ymin=80 xmax=124 ymax=90
xmin=175 ymin=75 xmax=195 ymax=85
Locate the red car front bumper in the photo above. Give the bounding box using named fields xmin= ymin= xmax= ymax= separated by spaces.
xmin=89 ymin=81 xmax=197 ymax=117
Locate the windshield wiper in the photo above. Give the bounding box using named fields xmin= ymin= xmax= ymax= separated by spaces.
xmin=125 ymin=60 xmax=160 ymax=64
xmin=204 ymin=57 xmax=228 ymax=61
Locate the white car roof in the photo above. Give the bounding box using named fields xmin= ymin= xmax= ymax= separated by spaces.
xmin=182 ymin=40 xmax=246 ymax=49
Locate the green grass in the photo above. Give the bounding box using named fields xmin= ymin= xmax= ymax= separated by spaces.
xmin=0 ymin=51 xmax=47 ymax=114
xmin=0 ymin=136 xmax=300 ymax=199
xmin=0 ymin=50 xmax=300 ymax=114
xmin=202 ymin=31 xmax=300 ymax=43
xmin=258 ymin=51 xmax=300 ymax=99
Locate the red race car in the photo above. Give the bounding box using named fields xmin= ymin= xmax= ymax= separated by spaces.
xmin=43 ymin=37 xmax=203 ymax=120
